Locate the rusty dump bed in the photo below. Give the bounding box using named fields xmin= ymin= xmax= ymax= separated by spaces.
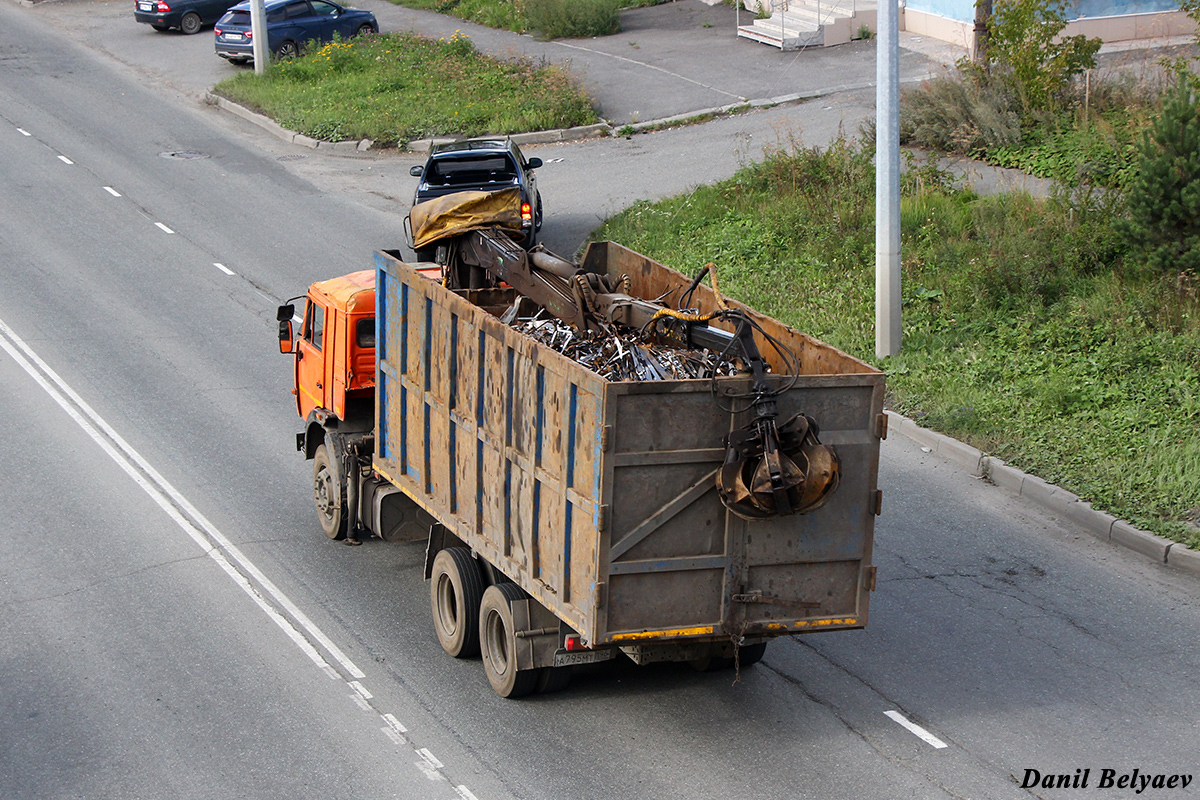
xmin=373 ymin=242 xmax=885 ymax=648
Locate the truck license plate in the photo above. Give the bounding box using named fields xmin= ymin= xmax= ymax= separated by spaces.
xmin=553 ymin=649 xmax=615 ymax=668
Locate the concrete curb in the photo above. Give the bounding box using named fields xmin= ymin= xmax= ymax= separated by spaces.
xmin=886 ymin=410 xmax=1199 ymax=578
xmin=206 ymin=93 xmax=376 ymax=152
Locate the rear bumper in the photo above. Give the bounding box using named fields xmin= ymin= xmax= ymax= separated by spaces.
xmin=216 ymin=44 xmax=253 ymax=59
xmin=134 ymin=11 xmax=180 ymax=26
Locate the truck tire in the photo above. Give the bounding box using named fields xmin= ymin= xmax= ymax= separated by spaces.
xmin=690 ymin=641 xmax=767 ymax=672
xmin=535 ymin=666 xmax=571 ymax=694
xmin=312 ymin=444 xmax=347 ymax=540
xmin=479 ymin=583 xmax=538 ymax=698
xmin=738 ymin=641 xmax=767 ymax=667
xmin=430 ymin=547 xmax=483 ymax=658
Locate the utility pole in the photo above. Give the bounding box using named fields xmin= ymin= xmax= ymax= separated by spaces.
xmin=251 ymin=0 xmax=268 ymax=74
xmin=875 ymin=0 xmax=901 ymax=358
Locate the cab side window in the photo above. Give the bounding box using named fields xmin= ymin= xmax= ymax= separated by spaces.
xmin=304 ymin=302 xmax=325 ymax=350
xmin=356 ymin=317 xmax=375 ymax=348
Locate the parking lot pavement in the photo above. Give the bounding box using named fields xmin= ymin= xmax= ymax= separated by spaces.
xmin=21 ymin=0 xmax=949 ymax=125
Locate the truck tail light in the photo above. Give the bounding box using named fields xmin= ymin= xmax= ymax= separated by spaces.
xmin=521 ymin=202 xmax=532 ymax=223
xmin=564 ymin=635 xmax=585 ymax=651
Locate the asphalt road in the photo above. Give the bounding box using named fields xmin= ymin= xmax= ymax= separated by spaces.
xmin=2 ymin=3 xmax=1199 ymax=800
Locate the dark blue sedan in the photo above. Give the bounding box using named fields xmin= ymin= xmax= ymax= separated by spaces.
xmin=214 ymin=0 xmax=378 ymax=63
xmin=135 ymin=0 xmax=235 ymax=34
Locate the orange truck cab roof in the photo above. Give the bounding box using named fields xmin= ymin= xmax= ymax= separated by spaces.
xmin=310 ymin=269 xmax=375 ymax=314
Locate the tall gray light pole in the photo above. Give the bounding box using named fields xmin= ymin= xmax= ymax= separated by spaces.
xmin=251 ymin=0 xmax=268 ymax=74
xmin=875 ymin=0 xmax=902 ymax=357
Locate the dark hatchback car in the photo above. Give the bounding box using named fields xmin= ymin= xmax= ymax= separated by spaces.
xmin=408 ymin=138 xmax=543 ymax=254
xmin=135 ymin=0 xmax=234 ymax=34
xmin=214 ymin=0 xmax=378 ymax=63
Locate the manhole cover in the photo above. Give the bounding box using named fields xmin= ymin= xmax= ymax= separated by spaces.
xmin=160 ymin=151 xmax=210 ymax=160
xmin=277 ymin=154 xmax=307 ymax=162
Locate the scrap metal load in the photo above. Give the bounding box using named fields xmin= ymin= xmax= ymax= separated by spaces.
xmin=408 ymin=189 xmax=841 ymax=519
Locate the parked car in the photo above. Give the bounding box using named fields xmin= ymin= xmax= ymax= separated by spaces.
xmin=214 ymin=0 xmax=377 ymax=63
xmin=135 ymin=0 xmax=235 ymax=34
xmin=408 ymin=138 xmax=544 ymax=254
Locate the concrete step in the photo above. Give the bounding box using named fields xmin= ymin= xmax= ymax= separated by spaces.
xmin=737 ymin=19 xmax=823 ymax=49
xmin=738 ymin=1 xmax=877 ymax=49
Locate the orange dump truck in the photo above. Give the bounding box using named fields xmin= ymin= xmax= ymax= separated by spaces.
xmin=278 ymin=238 xmax=885 ymax=697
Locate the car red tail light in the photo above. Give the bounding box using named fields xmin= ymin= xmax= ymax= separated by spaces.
xmin=156 ymin=1 xmax=170 ymax=11
xmin=214 ymin=27 xmax=222 ymax=34
xmin=521 ymin=202 xmax=532 ymax=223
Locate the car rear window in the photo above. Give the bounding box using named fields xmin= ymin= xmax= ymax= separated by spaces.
xmin=428 ymin=155 xmax=517 ymax=186
xmin=222 ymin=9 xmax=250 ymax=23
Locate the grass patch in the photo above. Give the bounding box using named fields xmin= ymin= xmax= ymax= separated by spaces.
xmin=591 ymin=135 xmax=1200 ymax=548
xmin=386 ymin=0 xmax=669 ymax=37
xmin=212 ymin=32 xmax=597 ymax=145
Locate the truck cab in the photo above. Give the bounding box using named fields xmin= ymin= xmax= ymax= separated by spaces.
xmin=288 ymin=270 xmax=377 ymax=425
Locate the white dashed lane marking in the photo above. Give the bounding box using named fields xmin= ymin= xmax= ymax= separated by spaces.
xmin=885 ymin=710 xmax=949 ymax=748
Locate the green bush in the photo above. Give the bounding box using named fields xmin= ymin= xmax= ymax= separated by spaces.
xmin=986 ymin=0 xmax=1100 ymax=116
xmin=1119 ymin=82 xmax=1200 ymax=273
xmin=524 ymin=0 xmax=622 ymax=38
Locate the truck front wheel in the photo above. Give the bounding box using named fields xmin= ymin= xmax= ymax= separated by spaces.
xmin=479 ymin=583 xmax=538 ymax=698
xmin=430 ymin=548 xmax=483 ymax=657
xmin=312 ymin=444 xmax=347 ymax=540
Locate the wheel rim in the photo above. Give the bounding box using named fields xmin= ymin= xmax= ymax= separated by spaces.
xmin=181 ymin=13 xmax=200 ymax=34
xmin=279 ymin=42 xmax=297 ymax=58
xmin=314 ymin=465 xmax=336 ymax=520
xmin=484 ymin=608 xmax=510 ymax=677
xmin=435 ymin=573 xmax=459 ymax=638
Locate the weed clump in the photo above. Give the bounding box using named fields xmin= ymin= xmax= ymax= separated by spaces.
xmin=525 ymin=0 xmax=623 ymax=38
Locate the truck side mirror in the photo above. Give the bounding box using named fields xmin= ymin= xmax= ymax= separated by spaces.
xmin=278 ymin=319 xmax=294 ymax=353
xmin=277 ymin=304 xmax=295 ymax=354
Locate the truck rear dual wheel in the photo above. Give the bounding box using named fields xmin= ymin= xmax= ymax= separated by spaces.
xmin=689 ymin=641 xmax=767 ymax=672
xmin=431 ymin=548 xmax=484 ymax=658
xmin=480 ymin=583 xmax=540 ymax=698
xmin=312 ymin=444 xmax=347 ymax=540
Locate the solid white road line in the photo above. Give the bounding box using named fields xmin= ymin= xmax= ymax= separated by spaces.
xmin=104 ymin=186 xmax=122 ymax=197
xmin=17 ymin=128 xmax=32 ymax=136
xmin=58 ymin=155 xmax=73 ymax=164
xmin=155 ymin=222 xmax=174 ymax=234
xmin=0 ymin=316 xmax=486 ymax=800
xmin=0 ymin=315 xmax=365 ymax=680
xmin=884 ymin=710 xmax=949 ymax=749
xmin=214 ymin=262 xmax=236 ymax=275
